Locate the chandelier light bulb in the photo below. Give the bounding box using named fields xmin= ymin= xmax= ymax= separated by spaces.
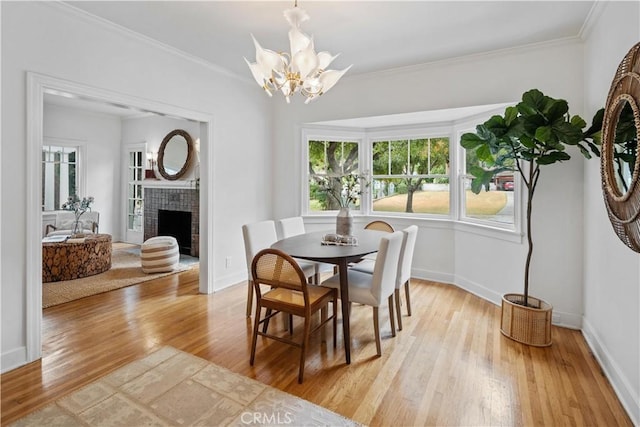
xmin=246 ymin=2 xmax=351 ymax=103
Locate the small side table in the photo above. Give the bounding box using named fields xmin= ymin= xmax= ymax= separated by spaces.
xmin=42 ymin=234 xmax=112 ymax=283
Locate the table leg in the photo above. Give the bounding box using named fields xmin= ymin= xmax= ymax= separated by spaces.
xmin=338 ymin=259 xmax=351 ymax=364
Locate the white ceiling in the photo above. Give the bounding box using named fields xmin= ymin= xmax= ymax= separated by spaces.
xmin=65 ymin=1 xmax=596 ymax=78
xmin=51 ymin=1 xmax=597 ymax=125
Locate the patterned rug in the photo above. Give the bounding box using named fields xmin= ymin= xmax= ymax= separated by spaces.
xmin=43 ymin=245 xmax=193 ymax=309
xmin=10 ymin=347 xmax=358 ymax=426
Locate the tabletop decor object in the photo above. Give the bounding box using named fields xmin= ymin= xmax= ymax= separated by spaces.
xmin=61 ymin=194 xmax=95 ymax=236
xmin=461 ymin=89 xmax=601 ymax=346
xmin=317 ymin=172 xmax=369 ymax=236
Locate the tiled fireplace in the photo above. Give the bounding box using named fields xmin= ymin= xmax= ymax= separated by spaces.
xmin=144 ymin=187 xmax=199 ymax=257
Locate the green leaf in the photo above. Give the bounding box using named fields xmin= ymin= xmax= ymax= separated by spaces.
xmin=545 ymin=99 xmax=569 ymax=121
xmin=504 ymin=106 xmax=518 ymax=126
xmin=470 ymin=178 xmax=484 ymax=194
xmin=552 ymin=121 xmax=583 ymax=145
xmin=460 ymin=133 xmax=485 ymax=149
xmin=535 ymin=126 xmax=555 ymax=144
xmin=521 ymin=89 xmax=546 ymax=111
xmin=570 ymin=114 xmax=587 ymax=129
xmin=476 ymin=144 xmax=494 ymax=163
xmin=537 ymin=151 xmax=571 ymax=165
xmin=577 ymin=143 xmax=592 ymax=159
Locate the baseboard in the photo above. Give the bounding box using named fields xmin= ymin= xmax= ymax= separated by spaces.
xmin=582 ymin=318 xmax=639 ymax=425
xmin=1 ymin=346 xmax=27 ymax=374
xmin=213 ymin=271 xmax=247 ymax=292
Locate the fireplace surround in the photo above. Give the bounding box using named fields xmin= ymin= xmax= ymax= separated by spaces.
xmin=143 ymin=187 xmax=199 ymax=257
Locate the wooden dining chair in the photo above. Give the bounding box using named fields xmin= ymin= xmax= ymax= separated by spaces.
xmin=322 ymin=231 xmax=403 ymax=356
xmin=250 ymin=248 xmax=338 ymax=383
xmin=359 ymin=220 xmax=395 ymax=262
xmin=350 ymin=225 xmax=418 ymax=331
xmin=364 ymin=220 xmax=395 ymax=233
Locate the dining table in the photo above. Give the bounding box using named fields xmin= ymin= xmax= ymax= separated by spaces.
xmin=271 ymin=229 xmax=388 ymax=364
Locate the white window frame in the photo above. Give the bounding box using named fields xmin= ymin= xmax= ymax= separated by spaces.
xmin=42 ymin=137 xmax=86 ymax=212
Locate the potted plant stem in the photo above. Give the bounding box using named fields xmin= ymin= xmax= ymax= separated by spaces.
xmin=460 ymin=89 xmax=601 ymax=346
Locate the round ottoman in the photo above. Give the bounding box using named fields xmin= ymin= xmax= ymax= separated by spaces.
xmin=141 ymin=236 xmax=180 ymax=273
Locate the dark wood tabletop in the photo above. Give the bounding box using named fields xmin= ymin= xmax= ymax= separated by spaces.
xmin=272 ymin=229 xmax=388 ymax=364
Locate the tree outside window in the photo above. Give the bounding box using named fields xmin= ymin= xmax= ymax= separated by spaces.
xmin=371 ymin=137 xmax=450 ymax=214
xmin=308 ymin=140 xmax=360 ymax=211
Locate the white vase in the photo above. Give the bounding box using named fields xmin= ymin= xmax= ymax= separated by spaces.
xmin=336 ymin=207 xmax=353 ymax=236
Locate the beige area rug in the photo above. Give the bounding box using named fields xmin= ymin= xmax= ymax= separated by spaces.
xmin=10 ymin=346 xmax=358 ymax=427
xmin=43 ymin=244 xmax=191 ymax=309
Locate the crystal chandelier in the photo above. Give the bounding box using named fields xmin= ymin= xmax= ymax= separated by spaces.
xmin=244 ymin=1 xmax=351 ymax=104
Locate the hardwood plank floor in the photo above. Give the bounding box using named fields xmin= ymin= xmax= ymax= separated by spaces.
xmin=1 ymin=268 xmax=632 ymax=426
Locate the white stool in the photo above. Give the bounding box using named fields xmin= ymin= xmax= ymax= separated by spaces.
xmin=141 ymin=236 xmax=179 ymax=273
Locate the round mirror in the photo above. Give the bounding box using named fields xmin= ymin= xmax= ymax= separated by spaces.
xmin=610 ymin=99 xmax=638 ymax=196
xmin=601 ymin=41 xmax=640 ymax=252
xmin=157 ymin=129 xmax=193 ymax=180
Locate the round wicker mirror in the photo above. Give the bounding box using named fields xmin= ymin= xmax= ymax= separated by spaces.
xmin=157 ymin=129 xmax=193 ymax=180
xmin=601 ymin=42 xmax=640 ymax=252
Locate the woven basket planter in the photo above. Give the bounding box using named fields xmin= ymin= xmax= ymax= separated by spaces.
xmin=500 ymin=293 xmax=552 ymax=347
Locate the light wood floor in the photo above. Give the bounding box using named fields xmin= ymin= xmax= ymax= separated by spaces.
xmin=1 ymin=267 xmax=632 ymax=426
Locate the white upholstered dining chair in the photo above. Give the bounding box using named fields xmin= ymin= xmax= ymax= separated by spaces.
xmin=242 ymin=220 xmax=316 ymax=318
xmin=321 ymin=230 xmax=404 ymax=356
xmin=277 ymin=216 xmax=335 ymax=283
xmin=350 ymin=225 xmax=418 ymax=331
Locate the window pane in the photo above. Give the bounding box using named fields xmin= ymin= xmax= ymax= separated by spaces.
xmin=371 ymin=137 xmax=450 ymax=215
xmin=42 ymin=145 xmax=78 ymax=211
xmin=308 ymin=140 xmax=360 ymax=211
xmin=372 ymin=178 xmax=450 ymax=214
xmin=463 ymin=177 xmax=513 ymax=224
xmin=372 ymin=141 xmax=389 ymax=175
xmin=390 ymin=140 xmax=408 ymax=174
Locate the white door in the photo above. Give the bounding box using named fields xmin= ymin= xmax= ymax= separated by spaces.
xmin=124 ymin=144 xmax=145 ymax=244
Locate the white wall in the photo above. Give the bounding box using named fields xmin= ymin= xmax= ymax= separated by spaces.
xmin=44 ymin=103 xmax=122 ymax=238
xmin=583 ymin=2 xmax=640 ymax=423
xmin=1 ymin=1 xmax=272 ymax=372
xmin=273 ymin=40 xmax=588 ymax=327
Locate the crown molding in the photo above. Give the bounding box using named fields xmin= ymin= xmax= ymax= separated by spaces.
xmin=351 ymin=36 xmax=584 ymax=82
xmin=578 ymin=0 xmax=607 ymax=41
xmin=47 ymin=1 xmax=253 ymax=86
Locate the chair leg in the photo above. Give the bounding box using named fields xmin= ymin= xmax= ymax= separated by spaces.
xmin=405 ymin=279 xmax=412 ymax=316
xmin=262 ymin=309 xmax=272 ymax=333
xmin=373 ymin=307 xmax=381 ymax=357
xmin=250 ymin=305 xmax=262 ymax=365
xmin=320 ymin=306 xmax=327 ymax=343
xmin=288 ymin=314 xmax=293 ymax=335
xmin=388 ymin=295 xmax=396 ymax=338
xmin=298 ymin=316 xmax=312 ymax=383
xmin=332 ymin=298 xmax=337 ymax=349
xmin=246 ymin=280 xmax=254 ymax=317
xmin=394 ymin=288 xmax=403 ymax=331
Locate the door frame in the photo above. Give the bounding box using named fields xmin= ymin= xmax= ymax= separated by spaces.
xmin=26 ymin=72 xmax=215 ymax=363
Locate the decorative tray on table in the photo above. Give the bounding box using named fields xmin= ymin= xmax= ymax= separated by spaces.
xmin=321 ymin=234 xmax=358 ymax=246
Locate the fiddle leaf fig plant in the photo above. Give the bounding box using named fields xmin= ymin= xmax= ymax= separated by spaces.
xmin=460 ymin=89 xmax=601 ymax=307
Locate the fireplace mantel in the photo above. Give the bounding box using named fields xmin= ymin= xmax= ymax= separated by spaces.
xmin=142 ymin=179 xmax=196 ymax=190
